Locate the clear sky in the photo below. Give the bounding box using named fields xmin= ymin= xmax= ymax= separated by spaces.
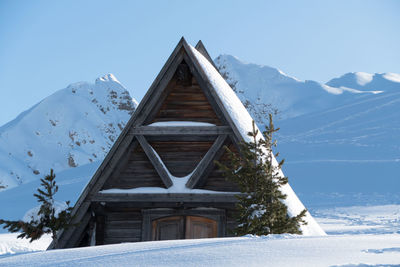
xmin=0 ymin=0 xmax=399 ymax=126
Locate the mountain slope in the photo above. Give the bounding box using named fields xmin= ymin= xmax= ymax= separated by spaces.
xmin=214 ymin=55 xmax=380 ymax=124
xmin=215 ymin=55 xmax=400 ymax=198
xmin=0 ymin=74 xmax=137 ymax=190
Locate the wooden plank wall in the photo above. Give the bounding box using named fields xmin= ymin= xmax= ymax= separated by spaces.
xmin=103 ymin=208 xmax=143 ymax=244
xmin=150 ymin=64 xmax=222 ymax=125
xmin=102 ymin=144 xmax=166 ymax=190
xmin=199 ymin=142 xmax=240 ymax=192
xmin=150 ymin=141 xmax=214 ymax=177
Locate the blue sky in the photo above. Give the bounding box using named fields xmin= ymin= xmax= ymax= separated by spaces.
xmin=0 ymin=0 xmax=399 ymax=126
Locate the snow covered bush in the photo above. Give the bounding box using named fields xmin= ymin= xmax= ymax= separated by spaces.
xmin=216 ymin=115 xmax=307 ymax=236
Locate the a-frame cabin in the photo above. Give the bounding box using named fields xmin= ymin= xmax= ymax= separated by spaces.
xmin=49 ymin=38 xmax=325 ymax=249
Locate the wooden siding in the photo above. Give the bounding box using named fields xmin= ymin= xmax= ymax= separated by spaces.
xmin=199 ymin=142 xmax=240 ymax=192
xmin=149 ymin=64 xmax=222 ymax=125
xmin=150 ymin=141 xmax=214 ymax=177
xmin=102 ymin=143 xmax=166 ymax=190
xmin=104 ymin=209 xmax=143 ymax=244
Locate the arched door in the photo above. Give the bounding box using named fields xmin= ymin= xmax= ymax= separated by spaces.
xmin=152 ymin=216 xmax=217 ymax=241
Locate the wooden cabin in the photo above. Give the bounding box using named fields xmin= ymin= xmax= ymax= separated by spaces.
xmin=49 ymin=38 xmax=323 ymax=249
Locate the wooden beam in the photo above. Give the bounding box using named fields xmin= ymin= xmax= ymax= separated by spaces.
xmin=102 ymin=201 xmax=236 ymax=209
xmin=186 ymin=134 xmax=228 ymax=189
xmin=92 ymin=193 xmax=240 ymax=203
xmin=136 ymin=135 xmax=173 ymax=188
xmin=131 ymin=126 xmax=231 ymax=135
xmin=145 ymin=135 xmax=217 ymax=142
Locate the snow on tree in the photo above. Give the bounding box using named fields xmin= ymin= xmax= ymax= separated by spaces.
xmin=216 ymin=115 xmax=306 ymax=235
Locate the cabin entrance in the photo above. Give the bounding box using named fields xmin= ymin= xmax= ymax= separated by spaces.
xmin=151 ymin=215 xmax=217 ymax=241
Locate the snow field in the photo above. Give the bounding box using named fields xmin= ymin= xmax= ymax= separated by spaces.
xmin=1 ymin=234 xmax=400 ymax=266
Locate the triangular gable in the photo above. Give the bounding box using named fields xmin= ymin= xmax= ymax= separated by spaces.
xmin=130 ymin=38 xmax=228 ymax=127
xmin=148 ymin=60 xmax=222 ymax=125
xmin=50 ymin=37 xmax=325 ymax=249
xmin=49 ymin=38 xmax=236 ymax=249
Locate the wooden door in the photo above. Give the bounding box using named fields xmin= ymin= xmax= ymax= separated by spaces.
xmin=152 ymin=216 xmax=184 ymax=241
xmin=185 ymin=216 xmax=217 ymax=239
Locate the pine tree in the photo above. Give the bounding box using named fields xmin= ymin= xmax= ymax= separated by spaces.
xmin=216 ymin=114 xmax=307 ymax=236
xmin=0 ymin=169 xmax=73 ymax=246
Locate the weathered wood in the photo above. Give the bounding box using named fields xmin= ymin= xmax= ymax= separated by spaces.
xmin=93 ymin=193 xmax=240 ymax=203
xmin=103 ymin=140 xmax=138 ymax=189
xmin=95 ymin=214 xmax=105 ymax=245
xmin=50 ymin=38 xmax=251 ymax=249
xmin=94 ymin=201 xmax=237 ymax=210
xmin=145 ymin=135 xmax=218 ymax=142
xmin=186 ymin=135 xmax=228 ymax=189
xmin=132 ymin=38 xmax=187 ymax=127
xmin=183 ymin=40 xmax=244 ymax=144
xmin=104 ymin=237 xmax=141 ymax=245
xmin=181 ymin=53 xmax=228 ymax=126
xmin=150 ymin=140 xmax=213 ymax=177
xmin=149 ymin=79 xmax=221 ymax=124
xmin=102 ymin=141 xmax=166 ymax=190
xmin=138 ymin=54 xmax=187 ymax=126
xmin=131 ymin=126 xmax=231 ymax=135
xmin=136 ymin=135 xmax=173 ymax=188
xmin=63 ymin=211 xmax=91 ymax=248
xmin=142 ymin=208 xmax=226 ymax=241
xmin=105 ymin=228 xmax=142 ymax=238
xmin=200 ymin=142 xmax=240 ymax=192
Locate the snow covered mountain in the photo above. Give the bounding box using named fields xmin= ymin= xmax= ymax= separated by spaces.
xmin=327 ymin=72 xmax=400 ymax=92
xmin=0 ymin=74 xmax=137 ymax=191
xmin=215 ymin=55 xmax=383 ymax=124
xmin=215 ymin=54 xmax=400 ymax=200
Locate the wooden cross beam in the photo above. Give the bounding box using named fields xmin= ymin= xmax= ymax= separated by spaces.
xmin=136 ymin=135 xmax=173 ymax=188
xmin=185 ymin=134 xmax=228 ymax=189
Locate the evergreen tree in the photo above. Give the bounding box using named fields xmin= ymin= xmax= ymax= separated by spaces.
xmin=216 ymin=114 xmax=307 ymax=236
xmin=0 ymin=169 xmax=73 ymax=246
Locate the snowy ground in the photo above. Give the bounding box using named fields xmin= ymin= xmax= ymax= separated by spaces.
xmin=1 ymin=204 xmax=400 ymax=266
xmin=313 ymin=205 xmax=400 ymax=235
xmin=1 ymin=234 xmax=400 ymax=266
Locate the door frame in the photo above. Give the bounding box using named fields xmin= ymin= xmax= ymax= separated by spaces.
xmin=142 ymin=208 xmax=226 ymax=241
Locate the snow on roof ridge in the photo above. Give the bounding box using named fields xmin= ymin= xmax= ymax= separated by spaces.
xmin=190 ymin=44 xmax=326 ymax=236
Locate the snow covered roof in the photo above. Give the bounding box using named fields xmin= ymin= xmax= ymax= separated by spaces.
xmin=188 ymin=44 xmax=326 ymax=236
